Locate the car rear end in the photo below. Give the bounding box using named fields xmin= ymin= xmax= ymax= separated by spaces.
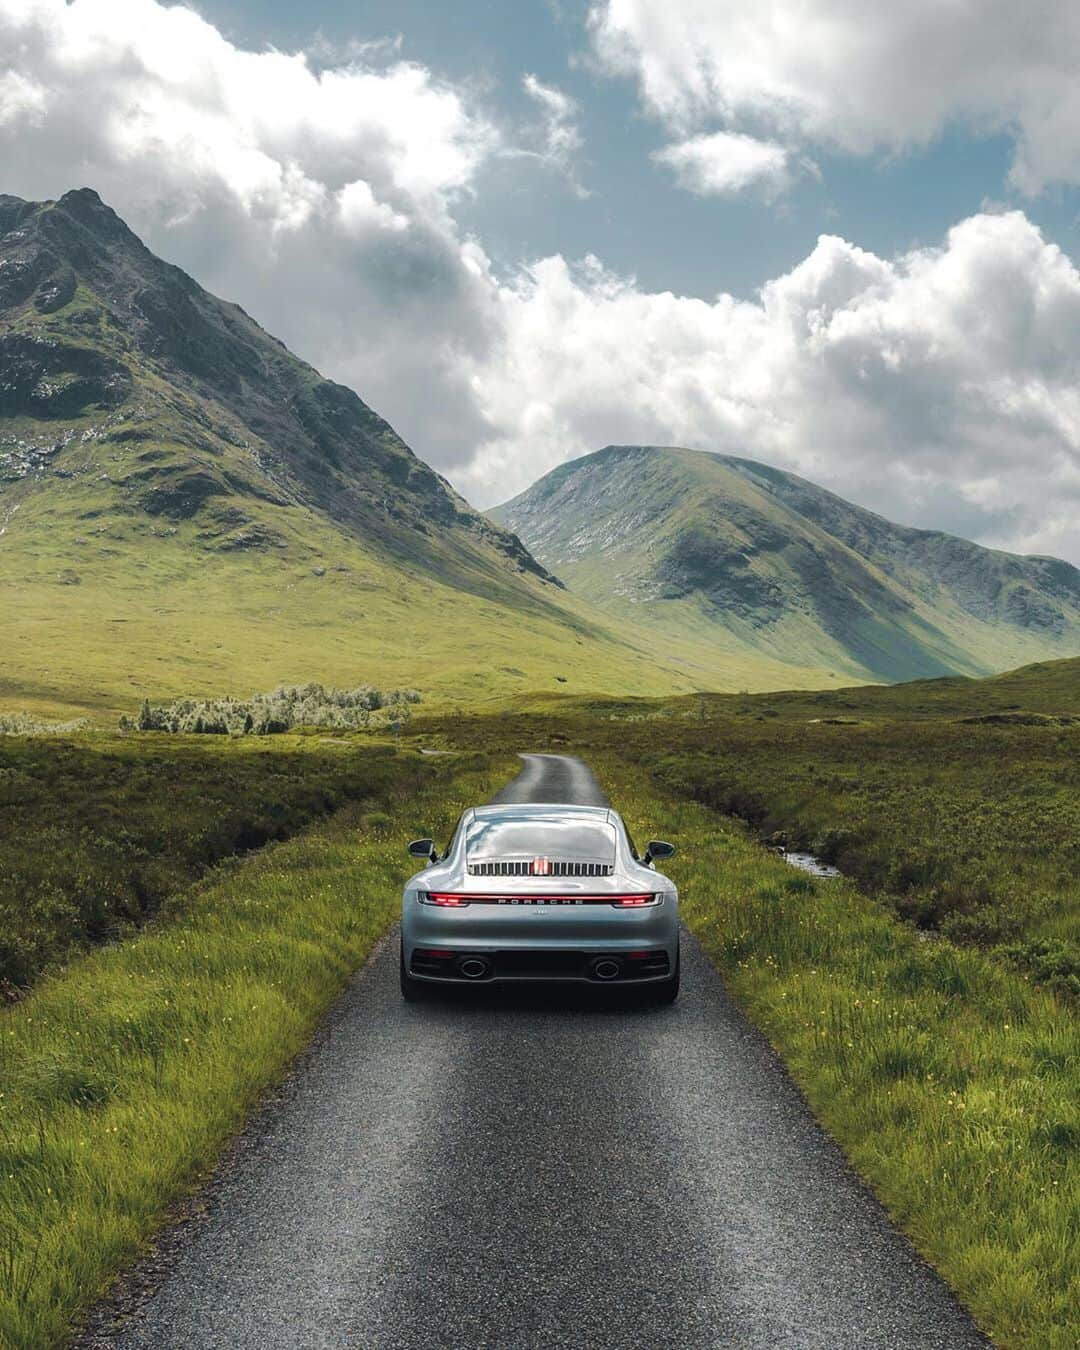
xmin=401 ymin=806 xmax=679 ymax=995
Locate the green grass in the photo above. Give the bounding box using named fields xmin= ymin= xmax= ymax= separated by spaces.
xmin=648 ymin=719 xmax=1080 ymax=997
xmin=0 ymin=732 xmax=424 ymax=990
xmin=597 ymin=753 xmax=1079 ymax=1350
xmin=0 ymin=460 xmax=714 ymax=722
xmin=420 ymin=660 xmax=1080 ymax=997
xmin=0 ymin=747 xmax=510 ymax=1348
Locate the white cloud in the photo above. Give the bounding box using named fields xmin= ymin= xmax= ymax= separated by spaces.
xmin=3 ymin=0 xmax=1080 ymax=563
xmin=520 ymin=73 xmax=586 ymax=194
xmin=0 ymin=0 xmax=502 ymax=462
xmin=0 ymin=70 xmax=47 ymax=125
xmin=523 ymin=74 xmax=582 ymax=160
xmin=461 ymin=212 xmax=1080 ymax=561
xmin=0 ymin=0 xmax=495 ymax=226
xmin=590 ymin=0 xmax=1080 ymax=194
xmin=652 ymin=131 xmax=791 ymax=198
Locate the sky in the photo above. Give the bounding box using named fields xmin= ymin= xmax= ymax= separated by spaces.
xmin=3 ymin=0 xmax=1080 ymax=560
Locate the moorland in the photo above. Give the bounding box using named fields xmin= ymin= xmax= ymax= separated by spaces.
xmin=0 ymin=658 xmax=1077 ymax=1347
xmin=1 ymin=186 xmax=1077 ymax=1350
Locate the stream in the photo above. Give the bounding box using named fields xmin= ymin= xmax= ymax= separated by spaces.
xmin=777 ymin=848 xmax=841 ymax=878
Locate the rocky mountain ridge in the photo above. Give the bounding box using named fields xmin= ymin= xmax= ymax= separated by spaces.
xmin=0 ymin=188 xmax=556 ymax=597
xmin=492 ymin=445 xmax=1080 ymax=683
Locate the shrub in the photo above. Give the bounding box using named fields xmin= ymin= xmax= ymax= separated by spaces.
xmin=126 ymin=683 xmax=422 ymax=735
xmin=0 ymin=713 xmax=87 ymax=736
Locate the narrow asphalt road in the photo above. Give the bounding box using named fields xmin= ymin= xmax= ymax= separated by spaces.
xmin=89 ymin=754 xmax=986 ymax=1349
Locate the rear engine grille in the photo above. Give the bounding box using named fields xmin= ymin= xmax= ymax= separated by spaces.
xmin=467 ymin=860 xmax=614 ymax=877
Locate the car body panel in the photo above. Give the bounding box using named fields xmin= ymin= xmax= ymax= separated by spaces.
xmin=401 ymin=804 xmax=678 ymax=987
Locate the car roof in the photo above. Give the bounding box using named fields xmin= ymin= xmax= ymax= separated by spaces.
xmin=469 ymin=804 xmax=615 ymax=825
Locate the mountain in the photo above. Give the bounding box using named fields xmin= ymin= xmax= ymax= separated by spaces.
xmin=490 ymin=445 xmax=1080 ymax=684
xmin=0 ymin=190 xmax=708 ymax=718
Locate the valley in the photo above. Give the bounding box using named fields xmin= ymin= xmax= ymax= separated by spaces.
xmin=5 ymin=192 xmax=1079 ymax=725
xmin=2 ymin=187 xmax=1078 ymax=1350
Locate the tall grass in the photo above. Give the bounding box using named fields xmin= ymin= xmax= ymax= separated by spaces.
xmin=418 ymin=704 xmax=1080 ymax=998
xmin=599 ymin=756 xmax=1079 ymax=1350
xmin=0 ymin=750 xmax=509 ymax=1349
xmin=649 ymin=720 xmax=1080 ymax=997
xmin=0 ymin=733 xmax=414 ymax=989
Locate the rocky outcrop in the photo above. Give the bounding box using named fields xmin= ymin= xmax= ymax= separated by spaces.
xmin=0 ymin=334 xmax=131 ymax=418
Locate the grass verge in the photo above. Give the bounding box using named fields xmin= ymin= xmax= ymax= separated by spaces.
xmin=0 ymin=749 xmax=508 ymax=1349
xmin=0 ymin=732 xmax=432 ymax=990
xmin=598 ymin=753 xmax=1078 ymax=1350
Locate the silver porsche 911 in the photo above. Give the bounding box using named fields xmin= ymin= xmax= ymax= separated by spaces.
xmin=400 ymin=803 xmax=679 ymax=1001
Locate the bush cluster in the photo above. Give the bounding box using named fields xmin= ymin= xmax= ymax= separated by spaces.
xmin=0 ymin=712 xmax=88 ymax=735
xmin=125 ymin=682 xmax=421 ymax=735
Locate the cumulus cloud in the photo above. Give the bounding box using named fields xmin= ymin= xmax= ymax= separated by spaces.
xmin=652 ymin=131 xmax=791 ymax=199
xmin=461 ymin=212 xmax=1080 ymax=561
xmin=590 ymin=0 xmax=1080 ymax=194
xmin=3 ymin=0 xmax=1080 ymax=562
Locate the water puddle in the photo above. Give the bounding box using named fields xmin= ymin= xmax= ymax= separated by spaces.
xmin=777 ymin=849 xmax=841 ymax=878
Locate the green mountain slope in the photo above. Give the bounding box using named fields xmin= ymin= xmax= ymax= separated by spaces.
xmin=1 ymin=192 xmax=717 ymax=717
xmin=491 ymin=445 xmax=1080 ymax=684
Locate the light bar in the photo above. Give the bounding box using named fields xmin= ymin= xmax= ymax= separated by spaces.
xmin=419 ymin=892 xmax=659 ymax=908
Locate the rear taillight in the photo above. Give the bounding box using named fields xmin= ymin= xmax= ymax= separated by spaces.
xmin=418 ymin=892 xmax=661 ymax=907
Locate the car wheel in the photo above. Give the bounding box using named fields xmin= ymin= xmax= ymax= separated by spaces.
xmin=400 ymin=943 xmax=428 ymax=1002
xmin=649 ymin=947 xmax=680 ymax=1004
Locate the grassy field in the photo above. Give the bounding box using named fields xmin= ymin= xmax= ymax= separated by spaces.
xmin=0 ymin=431 xmax=851 ymax=725
xmin=598 ymin=756 xmax=1078 ymax=1350
xmin=0 ymin=745 xmax=510 ymax=1348
xmin=0 ymin=732 xmax=426 ymax=990
xmin=3 ymin=655 xmax=1078 ymax=1347
xmin=649 ymin=719 xmax=1080 ymax=997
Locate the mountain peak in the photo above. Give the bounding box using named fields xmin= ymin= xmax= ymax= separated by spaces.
xmin=53 ymin=186 xmax=132 ymax=237
xmin=1 ymin=186 xmax=560 ymax=595
xmin=491 ymin=445 xmax=1080 ymax=683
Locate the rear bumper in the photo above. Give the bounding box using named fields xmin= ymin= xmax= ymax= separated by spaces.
xmin=405 ymin=942 xmax=677 ymax=986
xmin=401 ymin=890 xmax=679 ymax=985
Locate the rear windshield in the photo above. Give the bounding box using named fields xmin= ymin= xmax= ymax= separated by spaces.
xmin=465 ymin=818 xmax=617 ymax=862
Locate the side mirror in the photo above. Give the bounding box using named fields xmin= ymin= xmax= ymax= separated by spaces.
xmin=643 ymin=840 xmax=676 ymax=864
xmin=407 ymin=837 xmax=438 ymax=863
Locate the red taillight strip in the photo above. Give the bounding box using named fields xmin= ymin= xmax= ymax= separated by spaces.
xmin=422 ymin=892 xmax=657 ymax=907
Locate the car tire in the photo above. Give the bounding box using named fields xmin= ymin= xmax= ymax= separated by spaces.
xmin=649 ymin=947 xmax=680 ymax=1004
xmin=400 ymin=943 xmax=428 ymax=1002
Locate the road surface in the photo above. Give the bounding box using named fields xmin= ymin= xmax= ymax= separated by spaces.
xmin=87 ymin=754 xmax=986 ymax=1349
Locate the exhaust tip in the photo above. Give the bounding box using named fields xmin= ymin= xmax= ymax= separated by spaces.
xmin=592 ymin=958 xmax=622 ymax=982
xmin=458 ymin=956 xmax=491 ymax=980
